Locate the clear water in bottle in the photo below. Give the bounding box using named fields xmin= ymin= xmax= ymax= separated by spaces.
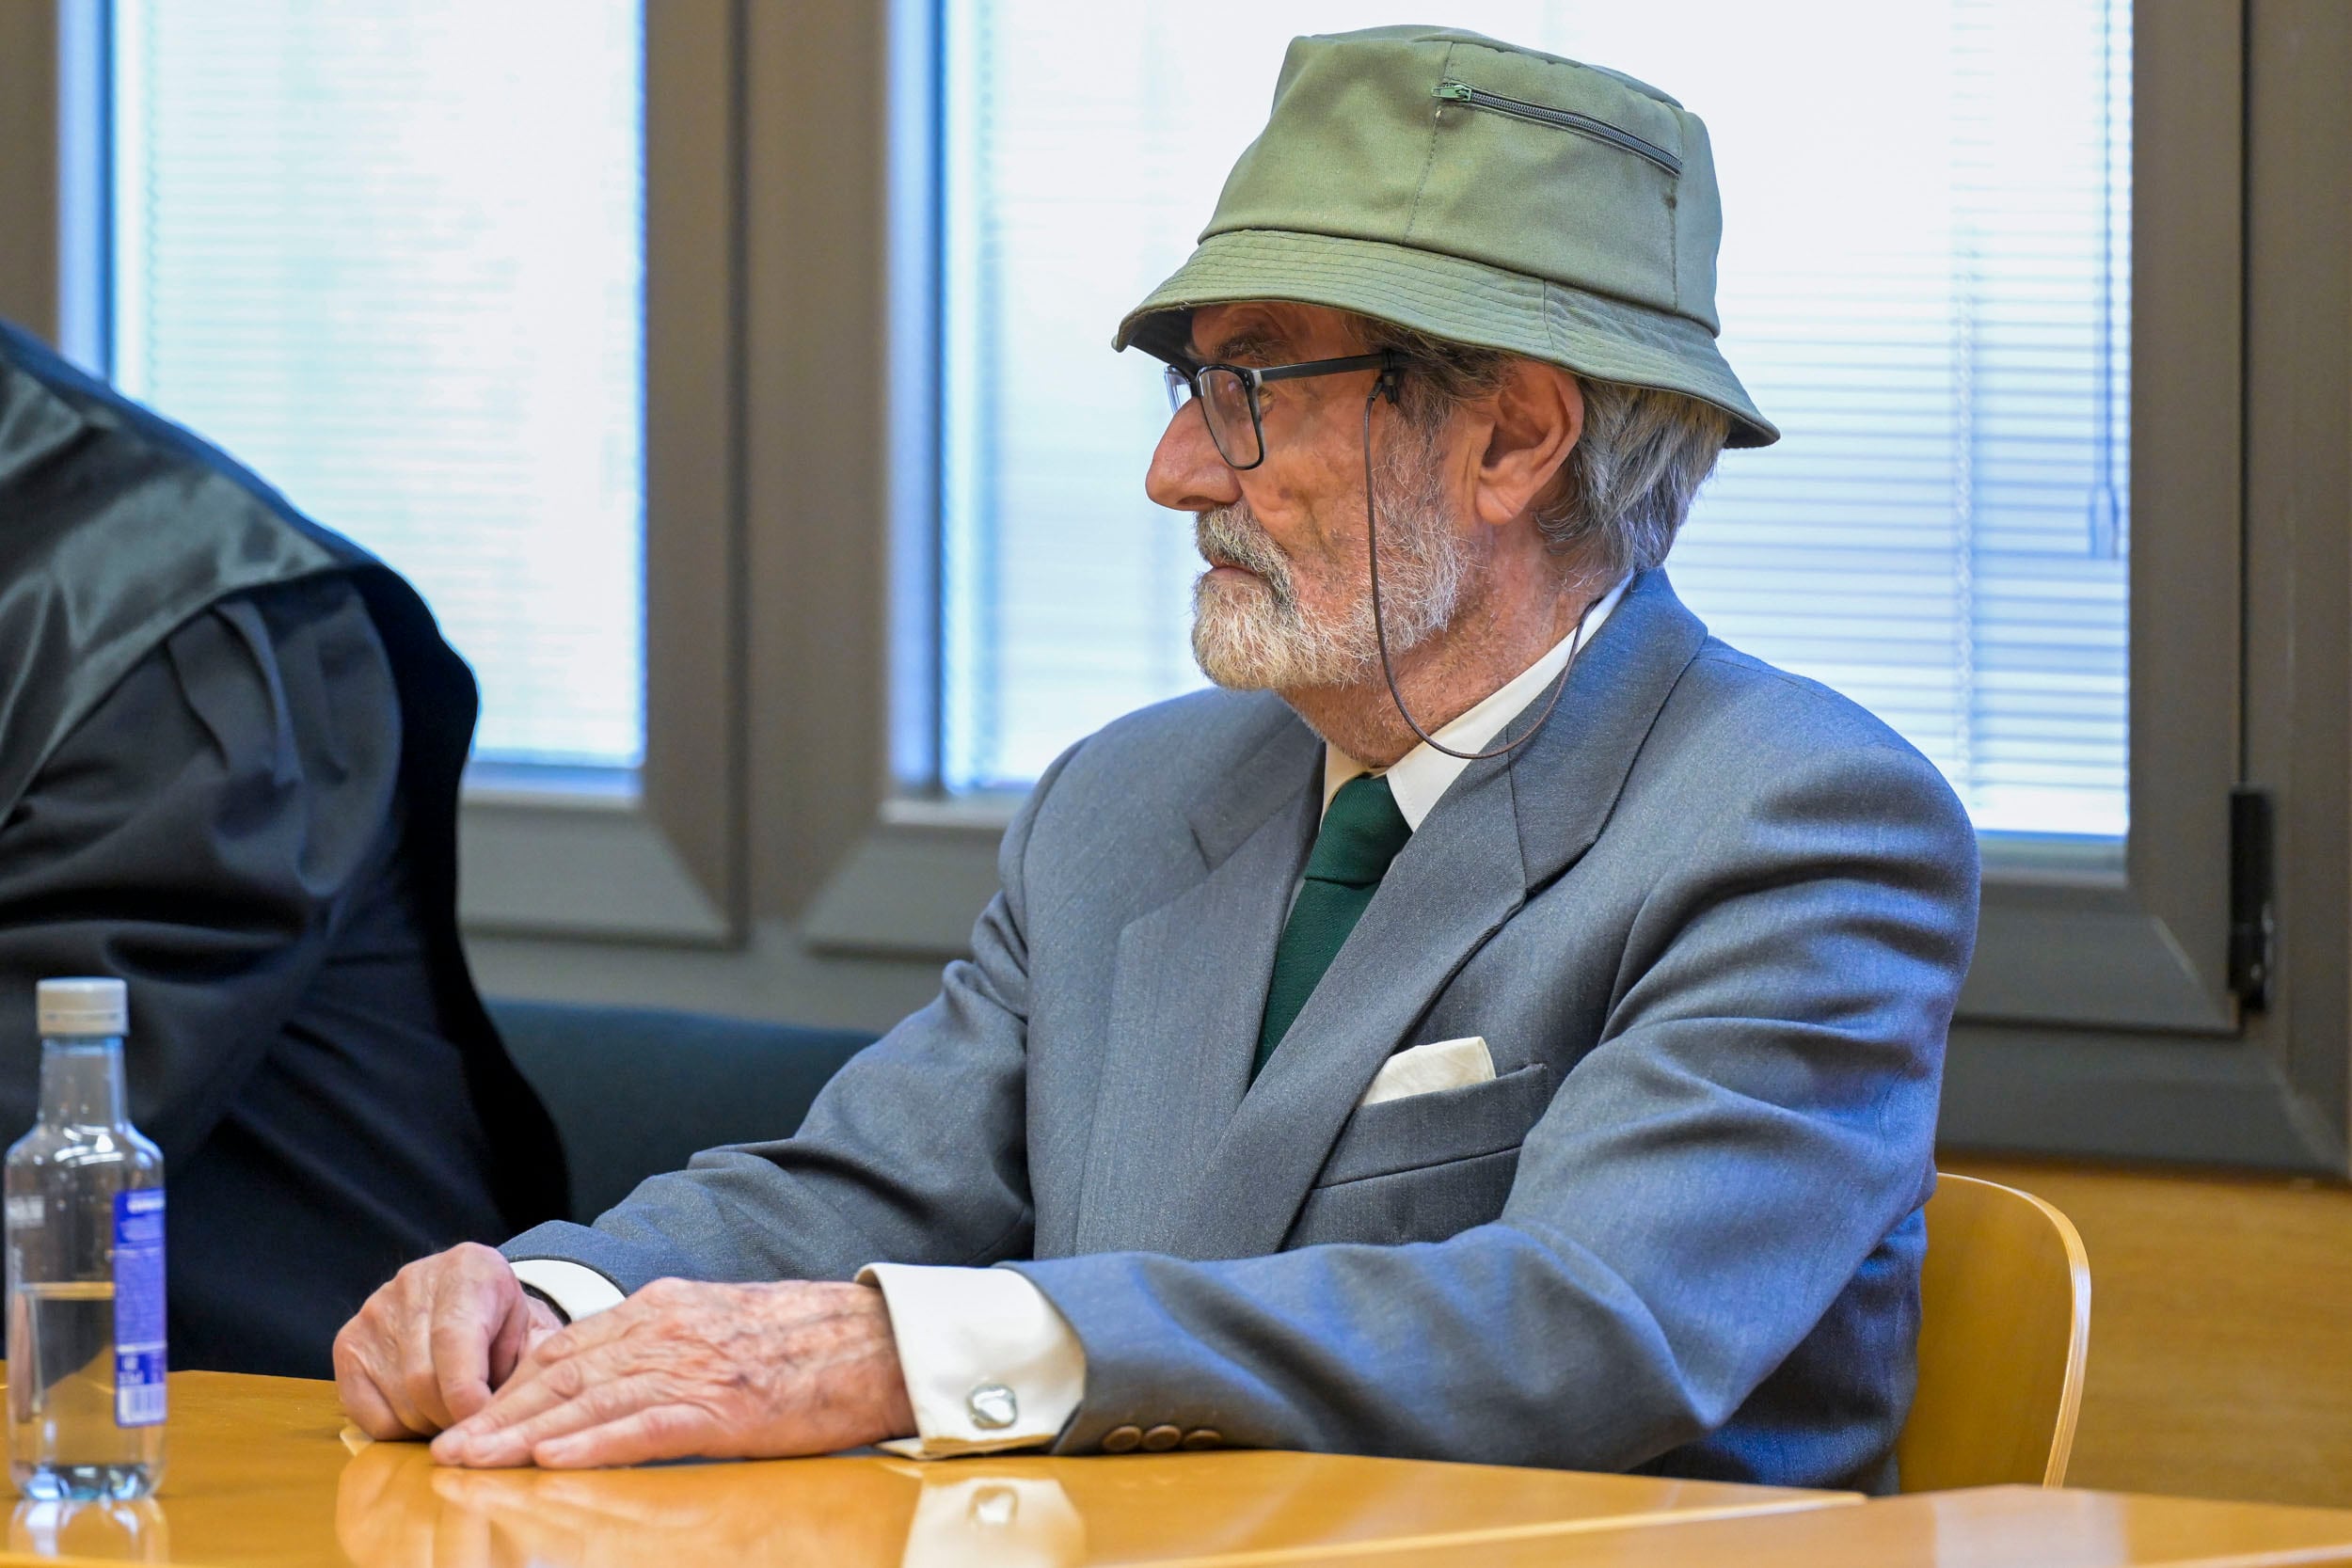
xmin=7 ymin=979 xmax=166 ymax=1501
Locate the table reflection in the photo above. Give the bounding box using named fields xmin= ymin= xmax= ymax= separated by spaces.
xmin=332 ymin=1442 xmax=1083 ymax=1568
xmin=8 ymin=1497 xmax=168 ymax=1561
xmin=324 ymin=1424 xmax=1836 ymax=1568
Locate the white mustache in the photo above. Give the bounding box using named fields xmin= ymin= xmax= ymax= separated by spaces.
xmin=1195 ymin=505 xmax=1296 ymax=608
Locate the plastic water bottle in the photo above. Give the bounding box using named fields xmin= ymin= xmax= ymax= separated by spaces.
xmin=6 ymin=979 xmax=166 ymax=1501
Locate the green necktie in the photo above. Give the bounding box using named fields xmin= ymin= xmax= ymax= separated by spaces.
xmin=1253 ymin=773 xmax=1413 ymax=1080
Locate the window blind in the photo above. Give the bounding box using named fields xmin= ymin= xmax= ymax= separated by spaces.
xmin=111 ymin=0 xmax=646 ymax=769
xmin=940 ymin=0 xmax=2130 ymax=838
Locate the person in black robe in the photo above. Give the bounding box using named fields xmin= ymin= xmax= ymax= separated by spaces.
xmin=0 ymin=317 xmax=566 ymax=1378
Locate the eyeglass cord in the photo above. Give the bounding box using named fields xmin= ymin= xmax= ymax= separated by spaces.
xmin=1360 ymin=373 xmax=1595 ymax=763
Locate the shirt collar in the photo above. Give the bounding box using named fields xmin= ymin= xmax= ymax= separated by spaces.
xmin=1322 ymin=574 xmax=1630 ymax=831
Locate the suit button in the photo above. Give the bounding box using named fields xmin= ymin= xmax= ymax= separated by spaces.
xmin=1181 ymin=1429 xmax=1223 ymax=1450
xmin=1102 ymin=1425 xmax=1143 ymax=1453
xmin=1141 ymin=1424 xmax=1183 ymax=1451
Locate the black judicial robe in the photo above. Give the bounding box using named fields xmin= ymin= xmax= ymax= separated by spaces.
xmin=0 ymin=319 xmax=567 ymax=1376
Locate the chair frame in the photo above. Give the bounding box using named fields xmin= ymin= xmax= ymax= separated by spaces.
xmin=1899 ymin=1171 xmax=2092 ymax=1490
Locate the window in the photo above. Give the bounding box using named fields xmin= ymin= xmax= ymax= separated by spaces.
xmin=20 ymin=0 xmax=2341 ymax=1170
xmin=109 ymin=0 xmax=646 ymax=770
xmin=939 ymin=0 xmax=2132 ymax=842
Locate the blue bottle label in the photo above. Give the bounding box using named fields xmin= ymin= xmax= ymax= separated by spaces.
xmin=112 ymin=1188 xmax=167 ymax=1428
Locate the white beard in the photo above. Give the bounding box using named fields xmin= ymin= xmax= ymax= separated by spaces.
xmin=1189 ymin=441 xmax=1470 ymax=691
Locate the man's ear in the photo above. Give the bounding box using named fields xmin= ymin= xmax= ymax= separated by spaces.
xmin=1471 ymin=361 xmax=1583 ymax=530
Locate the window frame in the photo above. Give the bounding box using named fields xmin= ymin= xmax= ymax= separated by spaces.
xmin=0 ymin=8 xmax=63 ymax=341
xmin=822 ymin=0 xmax=2352 ymax=1172
xmin=1943 ymin=0 xmax=2352 ymax=1175
xmin=454 ymin=0 xmax=749 ymax=947
xmin=1957 ymin=3 xmax=2243 ymax=1049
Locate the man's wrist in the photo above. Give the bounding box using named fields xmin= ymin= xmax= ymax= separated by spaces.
xmin=507 ymin=1258 xmax=627 ymax=1324
xmin=854 ymin=1281 xmax=920 ymax=1439
xmin=518 ymin=1285 xmax=568 ymax=1328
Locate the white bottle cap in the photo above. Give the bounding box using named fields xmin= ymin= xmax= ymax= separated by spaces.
xmin=37 ymin=978 xmax=128 ymax=1038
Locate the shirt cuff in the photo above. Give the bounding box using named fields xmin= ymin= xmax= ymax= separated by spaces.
xmin=859 ymin=1262 xmax=1086 ymax=1459
xmin=507 ymin=1259 xmax=627 ymax=1324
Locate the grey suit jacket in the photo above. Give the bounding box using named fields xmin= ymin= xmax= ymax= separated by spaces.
xmin=504 ymin=571 xmax=1979 ymax=1491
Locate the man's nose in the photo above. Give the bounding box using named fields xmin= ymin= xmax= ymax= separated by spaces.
xmin=1146 ymin=403 xmax=1242 ymax=513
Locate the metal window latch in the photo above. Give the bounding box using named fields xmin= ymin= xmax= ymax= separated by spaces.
xmin=2229 ymin=786 xmax=2275 ymax=1011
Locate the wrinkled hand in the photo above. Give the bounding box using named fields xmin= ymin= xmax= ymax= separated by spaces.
xmin=428 ymin=1278 xmax=916 ymax=1469
xmin=336 ymin=1243 xmax=564 ymax=1439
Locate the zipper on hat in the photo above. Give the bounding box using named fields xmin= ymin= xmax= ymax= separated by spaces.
xmin=1431 ymin=81 xmax=1681 ymax=178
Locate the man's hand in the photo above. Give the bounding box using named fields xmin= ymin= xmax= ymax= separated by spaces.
xmin=428 ymin=1278 xmax=917 ymax=1469
xmin=335 ymin=1243 xmax=564 ymax=1439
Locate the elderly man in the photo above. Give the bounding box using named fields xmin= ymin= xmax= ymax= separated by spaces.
xmin=337 ymin=26 xmax=1977 ymax=1490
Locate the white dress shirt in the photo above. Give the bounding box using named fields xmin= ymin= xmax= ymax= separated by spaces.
xmin=1320 ymin=574 xmax=1628 ymax=823
xmin=513 ymin=577 xmax=1629 ymax=1458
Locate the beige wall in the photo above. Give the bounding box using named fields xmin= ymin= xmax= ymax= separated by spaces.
xmin=1948 ymin=1154 xmax=2352 ymax=1508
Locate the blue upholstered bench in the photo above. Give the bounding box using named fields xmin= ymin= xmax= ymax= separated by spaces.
xmin=487 ymin=999 xmax=875 ymax=1224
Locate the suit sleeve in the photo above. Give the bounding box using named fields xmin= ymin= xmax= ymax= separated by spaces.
xmin=497 ymin=743 xmax=1085 ymax=1292
xmin=1005 ymin=737 xmax=1977 ymax=1472
xmin=0 ymin=577 xmax=401 ymax=1167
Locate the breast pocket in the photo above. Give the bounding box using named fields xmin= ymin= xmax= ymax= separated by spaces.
xmin=1285 ymin=1063 xmax=1555 ymax=1249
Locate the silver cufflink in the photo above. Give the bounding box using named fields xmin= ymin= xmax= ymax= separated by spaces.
xmin=967 ymin=1381 xmax=1019 ymax=1430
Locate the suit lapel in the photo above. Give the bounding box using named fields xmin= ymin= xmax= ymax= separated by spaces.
xmin=1509 ymin=570 xmax=1712 ymax=890
xmin=1181 ymin=762 xmax=1525 ymax=1258
xmin=1070 ymin=715 xmax=1321 ymax=1256
xmin=1174 ymin=571 xmax=1713 ymax=1258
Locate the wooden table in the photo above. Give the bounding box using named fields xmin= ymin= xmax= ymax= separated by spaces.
xmin=0 ymin=1371 xmax=1854 ymax=1566
xmin=1251 ymin=1485 xmax=2352 ymax=1568
xmin=8 ymin=1374 xmax=2352 ymax=1567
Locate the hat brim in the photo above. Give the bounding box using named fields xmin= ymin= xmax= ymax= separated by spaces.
xmin=1115 ymin=229 xmax=1777 ymax=450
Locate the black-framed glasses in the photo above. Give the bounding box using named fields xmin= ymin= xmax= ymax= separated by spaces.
xmin=1163 ymin=351 xmax=1397 ymax=470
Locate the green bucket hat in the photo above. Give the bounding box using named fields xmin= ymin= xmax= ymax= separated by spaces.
xmin=1116 ymin=25 xmax=1777 ymax=448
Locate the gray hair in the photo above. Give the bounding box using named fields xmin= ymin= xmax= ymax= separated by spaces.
xmin=1355 ymin=317 xmax=1732 ymax=581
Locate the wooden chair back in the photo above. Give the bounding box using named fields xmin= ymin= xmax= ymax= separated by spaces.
xmin=1897 ymin=1171 xmax=2091 ymax=1491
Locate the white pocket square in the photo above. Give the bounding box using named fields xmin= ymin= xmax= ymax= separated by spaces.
xmin=1359 ymin=1036 xmax=1495 ymax=1107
